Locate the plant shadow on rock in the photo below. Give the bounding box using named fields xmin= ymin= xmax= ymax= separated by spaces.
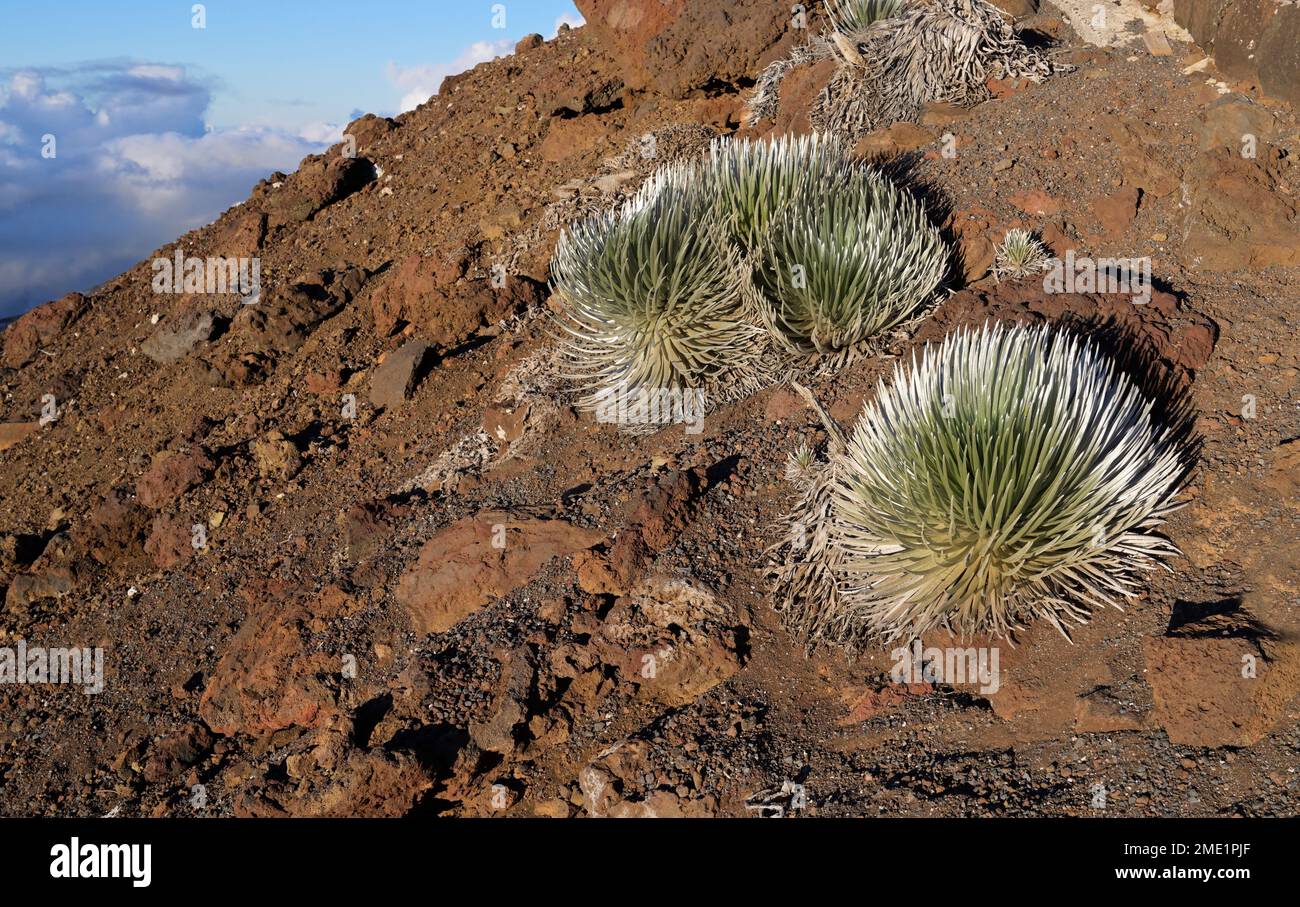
xmin=387 ymin=721 xmax=476 ymax=817
xmin=857 ymin=149 xmax=962 ymax=287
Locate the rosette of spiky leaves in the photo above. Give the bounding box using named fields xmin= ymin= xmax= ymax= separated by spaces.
xmin=551 ymin=164 xmax=767 ymax=425
xmin=749 ymin=168 xmax=948 ymax=362
xmin=828 ymin=0 xmax=906 ymax=37
xmin=824 ymin=322 xmax=1194 ymax=644
xmin=992 ymin=228 xmax=1051 ymax=282
xmin=703 ymin=133 xmax=855 ymax=253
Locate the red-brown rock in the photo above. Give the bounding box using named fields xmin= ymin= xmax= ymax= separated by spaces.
xmin=2 ymin=292 xmax=87 ymax=368
xmin=199 ymin=582 xmax=348 ymax=736
xmin=135 ymin=448 xmax=215 ymax=510
xmin=0 ymin=422 xmax=39 ymax=452
xmin=576 ymin=0 xmax=797 ymax=99
xmin=395 ymin=513 xmax=603 ymax=634
xmin=1144 ymin=631 xmax=1300 ymax=746
xmin=1181 ymin=146 xmax=1300 ymax=270
xmin=1090 ymin=186 xmax=1140 ymax=239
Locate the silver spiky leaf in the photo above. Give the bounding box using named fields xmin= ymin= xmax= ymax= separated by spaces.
xmin=829 ymin=0 xmax=1058 ymax=137
xmin=702 ymin=132 xmax=856 ymax=253
xmin=785 ymin=441 xmax=821 ymax=484
xmin=748 ymin=0 xmax=1065 ymax=139
xmin=827 ymin=0 xmax=906 ymax=38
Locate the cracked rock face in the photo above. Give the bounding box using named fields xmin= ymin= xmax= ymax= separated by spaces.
xmin=1175 ymin=0 xmax=1300 ymax=106
xmin=575 ymin=0 xmax=797 ymax=99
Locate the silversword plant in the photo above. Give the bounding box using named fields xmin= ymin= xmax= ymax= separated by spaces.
xmin=992 ymin=228 xmax=1051 ymax=282
xmin=827 ymin=0 xmax=906 ymax=38
xmin=751 ymin=167 xmax=947 ymax=361
xmin=554 ymin=133 xmax=949 ymax=423
xmin=748 ymin=0 xmax=1062 ymax=139
xmin=776 ymin=322 xmax=1195 ymax=647
xmin=551 ymin=163 xmax=766 ymax=426
xmin=702 ymin=132 xmax=856 ymax=252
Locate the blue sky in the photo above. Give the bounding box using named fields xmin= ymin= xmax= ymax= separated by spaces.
xmin=0 ymin=0 xmax=583 ymax=317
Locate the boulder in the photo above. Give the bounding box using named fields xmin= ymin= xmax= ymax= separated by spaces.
xmin=251 ymin=431 xmax=303 ymax=481
xmin=143 ymin=724 xmax=213 ymax=784
xmin=143 ymin=513 xmax=198 ymax=570
xmin=135 ymin=447 xmax=215 ymax=509
xmin=370 ymin=254 xmax=539 ymax=343
xmin=4 ymin=566 xmax=78 ymax=610
xmin=261 ymin=154 xmax=375 ymax=228
xmin=2 ymin=292 xmax=87 ymax=368
xmin=515 ymin=33 xmax=545 ymax=54
xmin=395 ymin=513 xmax=603 ymax=634
xmin=1144 ymin=616 xmax=1300 ymax=746
xmin=209 ymin=211 xmax=266 ymax=258
xmin=1181 ymin=146 xmax=1300 ymax=270
xmin=575 ymin=0 xmax=798 ymax=99
xmin=1174 ymin=0 xmax=1233 ymax=49
xmin=342 ymin=113 xmax=397 ymax=153
xmin=141 ymin=308 xmax=220 ymax=364
xmin=0 ymin=422 xmax=39 ymax=452
xmin=199 ymin=582 xmax=350 ymax=736
xmin=75 ymin=488 xmax=151 ymax=568
xmin=368 ymin=340 xmax=433 ymax=411
xmin=1174 ymin=0 xmax=1300 ymax=106
xmin=1089 ymin=186 xmax=1140 ymax=239
xmin=235 ymin=729 xmax=430 ymax=818
xmin=989 ymin=0 xmax=1039 ymax=16
xmin=231 ymin=276 xmax=348 ymax=356
xmin=854 ymin=122 xmax=939 ymax=158
xmin=1199 ymin=93 xmax=1280 ymax=151
xmin=770 ymin=57 xmax=838 ymax=136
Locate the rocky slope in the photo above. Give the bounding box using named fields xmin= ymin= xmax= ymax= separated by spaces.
xmin=1 ymin=2 xmax=1298 ymax=817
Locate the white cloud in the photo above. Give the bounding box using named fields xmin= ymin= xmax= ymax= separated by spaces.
xmin=0 ymin=63 xmax=329 ymax=316
xmin=384 ymin=12 xmax=587 ymax=114
xmin=98 ymin=128 xmax=321 ymax=216
xmin=386 ymin=39 xmax=514 ymax=113
xmin=10 ymin=71 xmax=43 ymax=101
xmin=553 ymin=11 xmax=586 ymax=35
xmin=298 ymin=121 xmax=344 ymax=145
xmin=126 ymin=64 xmax=185 ymax=82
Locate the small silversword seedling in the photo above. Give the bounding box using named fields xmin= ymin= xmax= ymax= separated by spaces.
xmin=551 ymin=164 xmax=767 ymax=426
xmin=992 ymin=228 xmax=1052 ymax=282
xmin=776 ymin=322 xmax=1195 ymax=648
xmin=785 ymin=442 xmax=820 ymax=484
xmin=751 ymin=167 xmax=948 ymax=361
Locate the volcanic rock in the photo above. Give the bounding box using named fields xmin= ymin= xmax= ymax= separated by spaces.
xmin=395 ymin=513 xmax=603 ymax=634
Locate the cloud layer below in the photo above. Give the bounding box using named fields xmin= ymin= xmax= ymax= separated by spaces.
xmin=384 ymin=12 xmax=584 ymax=113
xmin=1 ymin=13 xmax=587 ymax=319
xmin=0 ymin=63 xmax=328 ymax=317
xmin=386 ymin=41 xmax=515 ymax=114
